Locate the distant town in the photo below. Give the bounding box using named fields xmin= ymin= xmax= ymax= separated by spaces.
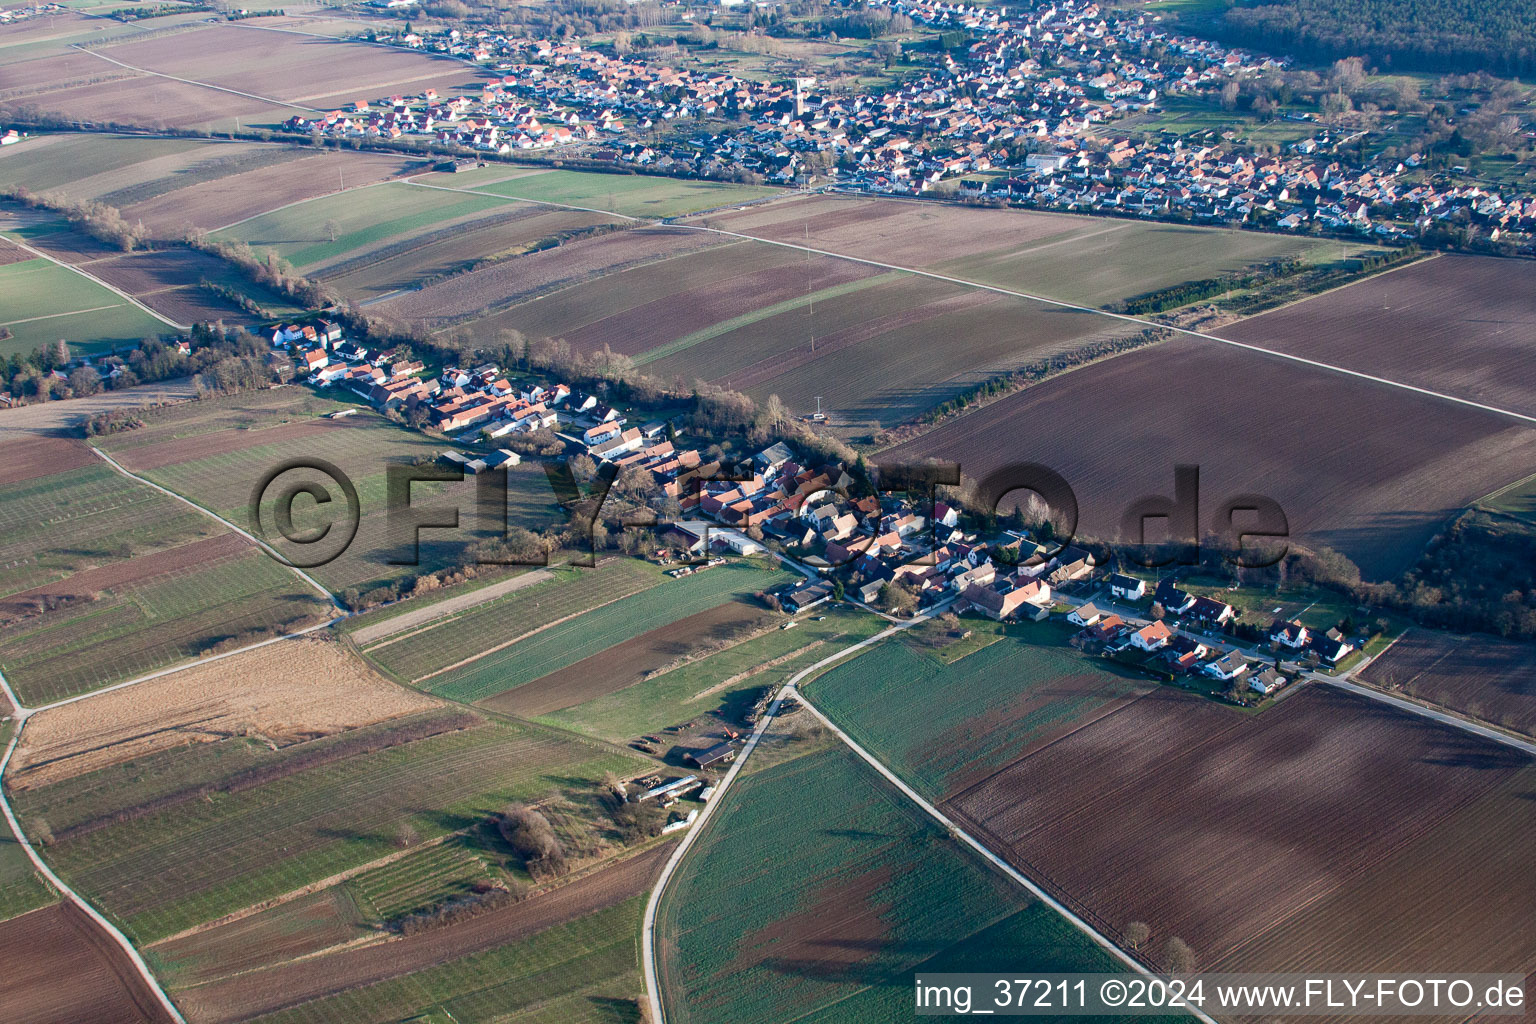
xmin=274 ymin=0 xmax=1536 ymax=247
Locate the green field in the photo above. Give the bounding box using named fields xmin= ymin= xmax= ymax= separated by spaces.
xmin=213 ymin=181 xmax=516 ymax=268
xmin=425 ymin=561 xmax=796 ymax=704
xmin=246 ymin=894 xmax=649 ymax=1024
xmin=539 ymin=605 xmax=885 ymax=743
xmin=0 ymin=257 xmax=170 ymax=357
xmin=15 ymin=711 xmax=645 ymax=943
xmin=807 ymin=623 xmax=1152 ymax=798
xmin=0 ymin=135 xmax=206 ymax=193
xmin=345 ymin=835 xmax=497 ymax=922
xmin=657 ymin=741 xmax=1133 ymax=1024
xmin=0 ymin=548 xmax=332 ymax=705
xmin=476 ymin=169 xmax=783 ymax=219
xmin=361 ymin=559 xmax=666 ymax=682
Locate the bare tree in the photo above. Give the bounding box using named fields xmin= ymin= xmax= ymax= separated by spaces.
xmin=1124 ymin=921 xmax=1150 ymax=951
xmin=1164 ymin=937 xmax=1197 ymax=974
xmin=323 ymin=218 xmax=341 ymax=243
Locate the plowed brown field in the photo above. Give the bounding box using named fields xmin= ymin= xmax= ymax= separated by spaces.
xmin=1359 ymin=629 xmax=1536 ymax=738
xmin=1218 ymin=254 xmax=1536 ymax=418
xmin=0 ymin=902 xmax=173 ymax=1024
xmin=946 ymin=685 xmax=1536 ymax=977
xmin=884 ymin=336 xmax=1536 ymax=579
xmin=0 ymin=435 xmax=95 ymax=484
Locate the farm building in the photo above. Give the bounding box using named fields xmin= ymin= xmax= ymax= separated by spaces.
xmin=686 ymin=743 xmax=738 ymax=770
xmin=779 ymin=578 xmax=835 ymax=614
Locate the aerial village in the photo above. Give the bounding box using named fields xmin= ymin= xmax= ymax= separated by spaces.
xmin=272 ymin=317 xmax=1362 ymax=710
xmin=278 ymin=0 xmax=1536 ymax=245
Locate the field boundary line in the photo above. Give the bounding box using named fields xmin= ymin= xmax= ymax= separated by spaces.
xmin=89 ymin=446 xmax=342 ymax=610
xmin=0 ymin=302 xmax=124 ymax=326
xmin=4 ymin=235 xmax=188 ymax=330
xmin=350 ymin=568 xmax=553 ymax=646
xmin=0 ymin=717 xmax=189 ymax=1024
xmin=792 ymin=687 xmax=1221 ymax=1024
xmin=70 ymin=42 xmax=323 ymax=114
xmin=657 ymin=222 xmax=1536 ymax=429
xmin=641 ymin=605 xmax=940 ymax=1024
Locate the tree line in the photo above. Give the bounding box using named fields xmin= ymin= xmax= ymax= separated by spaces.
xmin=1211 ymin=0 xmax=1536 ymax=77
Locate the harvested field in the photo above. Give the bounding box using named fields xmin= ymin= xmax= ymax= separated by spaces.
xmin=0 ymin=531 xmax=250 ymax=621
xmin=171 ymin=841 xmax=673 ymax=1024
xmin=885 ymin=336 xmax=1536 ymax=580
xmin=490 ymin=240 xmax=878 ymax=359
xmin=658 ymin=742 xmax=1126 ymax=1024
xmin=1358 ymin=629 xmax=1536 ymax=737
xmin=0 ymin=434 xmax=94 ymax=485
xmin=10 ymin=636 xmax=439 ymax=788
xmin=645 ymin=269 xmax=1141 ymax=433
xmin=125 ymin=151 xmax=425 ymax=236
xmin=699 ymin=194 xmax=1334 ymax=307
xmin=0 ymin=902 xmax=172 ymax=1024
xmin=1218 ymin=254 xmax=1536 ymax=418
xmin=0 ymin=378 xmax=197 ymax=440
xmin=82 ymin=248 xmax=300 ymax=322
xmin=946 ymin=685 xmax=1535 ymax=974
xmin=14 ymin=73 xmax=292 ymax=131
xmin=96 ymin=25 xmax=486 ymax=111
xmin=380 ymin=224 xmax=726 ymax=325
xmin=480 ymin=599 xmax=776 ymax=718
xmin=115 ymin=414 xmax=368 ymax=472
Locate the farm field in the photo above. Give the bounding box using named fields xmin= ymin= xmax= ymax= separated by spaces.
xmin=0 ymin=256 xmax=172 ymax=357
xmin=475 ymin=168 xmax=783 ymax=219
xmin=359 ymin=558 xmax=667 ymax=683
xmin=808 ymin=624 xmax=1155 ymax=798
xmin=945 ymin=685 xmax=1536 ymax=976
xmin=465 ymin=237 xmax=880 ymax=359
xmin=377 ymin=224 xmax=728 ymax=326
xmin=481 ymin=598 xmax=777 ymax=718
xmin=315 ymin=203 xmax=625 ymax=302
xmin=656 ymin=740 xmax=1133 ymax=1024
xmin=697 ymin=193 xmax=1341 ymax=307
xmin=0 ymin=544 xmax=333 ymax=705
xmin=0 ymin=903 xmax=172 ymax=1024
xmin=96 ymin=391 xmax=563 ymax=593
xmin=7 ymin=636 xmax=439 ymax=788
xmin=0 ymin=721 xmax=54 ymax=925
xmin=91 ymin=23 xmax=488 ymax=117
xmin=884 ymin=336 xmax=1536 ymax=580
xmin=11 ymin=707 xmax=646 ymax=942
xmin=1217 ymin=254 xmax=1536 ymax=418
xmin=0 ymin=443 xmax=218 ymax=599
xmin=214 ymin=181 xmax=519 ymax=269
xmin=1357 ymin=628 xmax=1536 ymax=738
xmin=539 ymin=604 xmax=886 ymax=744
xmin=174 ymin=844 xmax=672 ymax=1024
xmin=431 ymin=560 xmax=795 ymax=705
